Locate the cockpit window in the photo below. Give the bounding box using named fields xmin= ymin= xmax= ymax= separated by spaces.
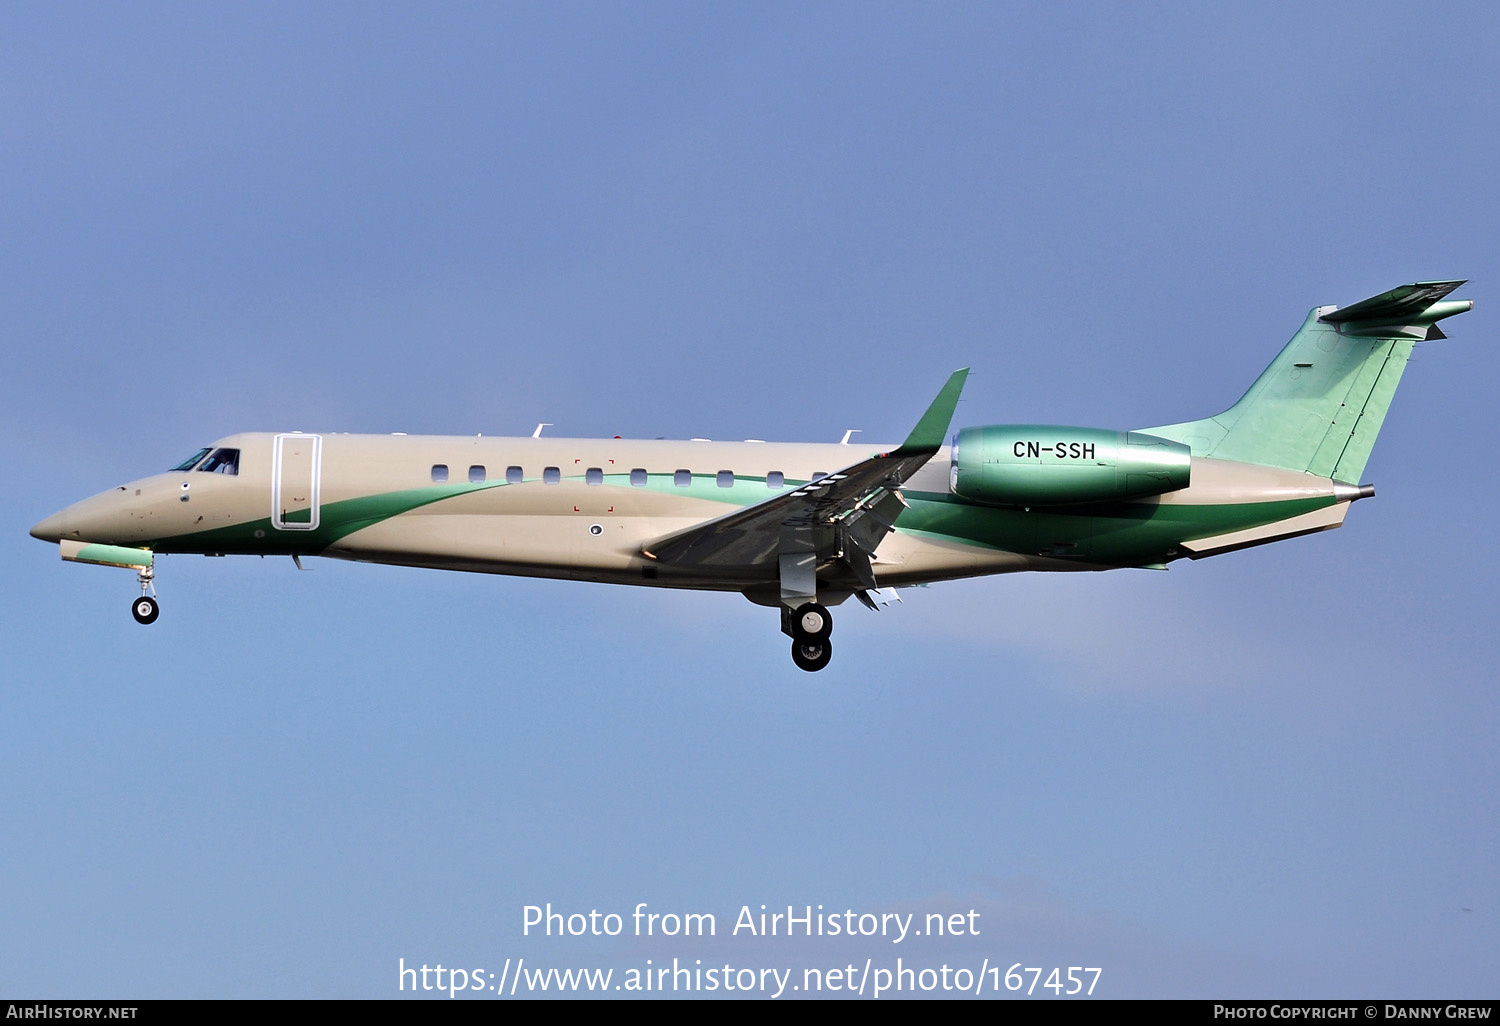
xmin=198 ymin=448 xmax=240 ymax=475
xmin=169 ymin=448 xmax=212 ymax=472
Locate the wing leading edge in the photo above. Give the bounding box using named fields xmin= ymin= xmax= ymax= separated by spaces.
xmin=642 ymin=369 xmax=968 ymax=603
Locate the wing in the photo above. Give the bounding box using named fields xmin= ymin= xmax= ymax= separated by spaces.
xmin=641 ymin=369 xmax=968 ymax=600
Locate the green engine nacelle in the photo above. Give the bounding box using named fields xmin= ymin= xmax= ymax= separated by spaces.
xmin=950 ymin=425 xmax=1191 ymax=507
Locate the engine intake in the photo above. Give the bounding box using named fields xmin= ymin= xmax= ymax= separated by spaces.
xmin=950 ymin=425 xmax=1191 ymax=506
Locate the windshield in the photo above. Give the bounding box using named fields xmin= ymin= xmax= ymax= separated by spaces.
xmin=169 ymin=448 xmax=212 ymax=472
xmin=198 ymin=448 xmax=240 ymax=475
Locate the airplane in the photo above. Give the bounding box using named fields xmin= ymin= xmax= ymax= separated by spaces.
xmin=30 ymin=281 xmax=1471 ymax=671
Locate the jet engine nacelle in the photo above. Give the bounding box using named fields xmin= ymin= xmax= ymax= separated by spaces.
xmin=950 ymin=425 xmax=1191 ymax=506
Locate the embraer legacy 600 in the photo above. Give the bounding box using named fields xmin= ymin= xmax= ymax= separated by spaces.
xmin=32 ymin=281 xmax=1470 ymax=670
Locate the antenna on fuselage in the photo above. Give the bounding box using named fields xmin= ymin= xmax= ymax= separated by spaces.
xmin=841 ymin=429 xmax=861 ymax=445
xmin=532 ymin=423 xmax=551 ymax=438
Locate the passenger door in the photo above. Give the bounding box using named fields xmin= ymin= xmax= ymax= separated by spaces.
xmin=272 ymin=434 xmax=322 ymax=530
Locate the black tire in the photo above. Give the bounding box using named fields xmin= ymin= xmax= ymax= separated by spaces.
xmin=131 ymin=596 xmax=159 ymax=625
xmin=791 ymin=638 xmax=832 ymax=672
xmin=791 ymin=602 xmax=832 ymax=641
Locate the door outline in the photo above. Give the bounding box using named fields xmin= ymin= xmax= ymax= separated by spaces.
xmin=271 ymin=433 xmax=322 ymax=531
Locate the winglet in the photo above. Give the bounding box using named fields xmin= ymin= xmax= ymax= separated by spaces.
xmin=891 ymin=368 xmax=969 ymax=456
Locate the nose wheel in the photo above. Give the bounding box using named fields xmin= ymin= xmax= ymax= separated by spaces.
xmin=131 ymin=566 xmax=159 ymax=625
xmin=783 ymin=602 xmax=833 ymax=671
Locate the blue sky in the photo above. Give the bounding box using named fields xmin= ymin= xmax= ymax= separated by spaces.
xmin=3 ymin=1 xmax=1497 ymax=999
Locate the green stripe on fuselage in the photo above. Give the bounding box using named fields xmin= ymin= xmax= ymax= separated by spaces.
xmin=152 ymin=482 xmax=503 ymax=554
xmin=622 ymin=472 xmax=815 ymax=503
xmin=149 ymin=474 xmax=1334 ymax=568
xmin=898 ymin=491 xmax=1337 ymax=565
xmin=149 ymin=473 xmax=801 ymax=554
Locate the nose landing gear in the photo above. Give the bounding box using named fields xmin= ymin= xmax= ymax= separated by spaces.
xmin=131 ymin=566 xmax=159 ymax=625
xmin=132 ymin=595 xmax=159 ymax=624
xmin=783 ymin=601 xmax=833 ymax=671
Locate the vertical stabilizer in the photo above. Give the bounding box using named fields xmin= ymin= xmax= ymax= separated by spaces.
xmin=1144 ymin=281 xmax=1470 ymax=481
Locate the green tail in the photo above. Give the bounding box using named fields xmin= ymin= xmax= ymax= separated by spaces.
xmin=1145 ymin=281 xmax=1471 ymax=482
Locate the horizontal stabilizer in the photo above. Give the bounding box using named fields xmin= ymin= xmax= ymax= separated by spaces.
xmin=1320 ymin=280 xmax=1471 ymax=338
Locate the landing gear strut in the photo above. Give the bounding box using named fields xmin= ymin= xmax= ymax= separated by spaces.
xmin=131 ymin=566 xmax=159 ymax=625
xmin=783 ymin=601 xmax=833 ymax=671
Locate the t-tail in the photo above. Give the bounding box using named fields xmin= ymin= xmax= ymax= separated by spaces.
xmin=1145 ymin=281 xmax=1472 ymax=482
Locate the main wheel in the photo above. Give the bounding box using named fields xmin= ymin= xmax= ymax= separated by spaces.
xmin=131 ymin=596 xmax=159 ymax=625
xmin=791 ymin=638 xmax=832 ymax=672
xmin=791 ymin=602 xmax=832 ymax=641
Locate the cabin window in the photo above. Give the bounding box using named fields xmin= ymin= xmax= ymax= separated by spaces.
xmin=469 ymin=465 xmax=486 ymax=483
xmin=767 ymin=471 xmax=784 ymax=489
xmin=543 ymin=466 xmax=560 ymax=484
xmin=630 ymin=468 xmax=647 ymax=486
xmin=716 ymin=470 xmax=734 ymax=488
xmin=506 ymin=466 xmax=523 ymax=484
xmin=673 ymin=469 xmax=691 ymax=487
xmin=432 ymin=464 xmax=449 ymax=483
xmin=170 ymin=448 xmax=211 ymax=473
xmin=585 ymin=467 xmax=603 ymax=485
xmin=199 ymin=448 xmax=240 ymax=475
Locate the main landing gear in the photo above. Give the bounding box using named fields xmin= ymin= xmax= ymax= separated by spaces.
xmin=131 ymin=566 xmax=159 ymax=625
xmin=784 ymin=602 xmax=833 ymax=672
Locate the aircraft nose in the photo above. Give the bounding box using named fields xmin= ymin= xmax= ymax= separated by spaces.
xmin=30 ymin=488 xmax=131 ymax=544
xmin=30 ymin=510 xmax=68 ymax=543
